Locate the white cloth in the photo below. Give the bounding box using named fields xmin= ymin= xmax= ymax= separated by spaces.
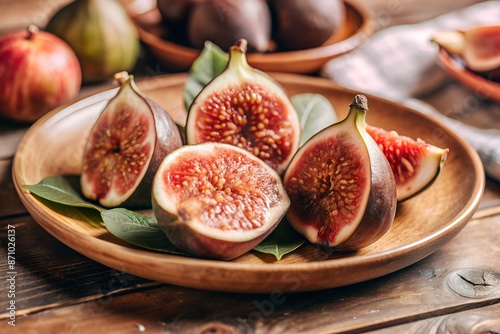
xmin=321 ymin=0 xmax=500 ymax=180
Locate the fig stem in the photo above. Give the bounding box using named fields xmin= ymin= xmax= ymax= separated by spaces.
xmin=232 ymin=39 xmax=248 ymax=54
xmin=114 ymin=71 xmax=131 ymax=86
xmin=27 ymin=24 xmax=39 ymax=39
xmin=350 ymin=95 xmax=368 ymax=111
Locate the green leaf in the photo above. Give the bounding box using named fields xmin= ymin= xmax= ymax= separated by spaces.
xmin=183 ymin=41 xmax=229 ymax=111
xmin=23 ymin=175 xmax=104 ymax=212
xmin=292 ymin=93 xmax=338 ymax=146
xmin=253 ymin=219 xmax=306 ymax=260
xmin=101 ymin=208 xmax=188 ymax=255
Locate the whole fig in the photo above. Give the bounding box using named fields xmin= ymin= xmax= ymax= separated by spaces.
xmin=269 ymin=0 xmax=345 ymax=51
xmin=157 ymin=0 xmax=206 ymax=25
xmin=187 ymin=0 xmax=272 ymax=52
xmin=46 ymin=0 xmax=140 ymax=84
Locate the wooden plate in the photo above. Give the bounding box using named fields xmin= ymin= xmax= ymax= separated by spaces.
xmin=132 ymin=0 xmax=376 ymax=74
xmin=437 ymin=47 xmax=500 ymax=102
xmin=13 ymin=73 xmax=484 ymax=293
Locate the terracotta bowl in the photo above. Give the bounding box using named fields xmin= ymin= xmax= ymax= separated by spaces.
xmin=131 ymin=0 xmax=376 ymax=74
xmin=437 ymin=47 xmax=500 ymax=102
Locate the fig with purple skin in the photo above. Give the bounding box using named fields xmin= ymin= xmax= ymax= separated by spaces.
xmin=185 ymin=39 xmax=301 ymax=174
xmin=152 ymin=142 xmax=290 ymax=260
xmin=187 ymin=0 xmax=272 ymax=52
xmin=284 ymin=95 xmax=397 ymax=251
xmin=80 ymin=72 xmax=183 ymax=209
xmin=269 ymin=0 xmax=345 ymax=51
xmin=366 ymin=124 xmax=449 ymax=202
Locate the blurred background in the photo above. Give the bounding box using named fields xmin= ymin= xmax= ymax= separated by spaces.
xmin=0 ymin=0 xmax=486 ymax=35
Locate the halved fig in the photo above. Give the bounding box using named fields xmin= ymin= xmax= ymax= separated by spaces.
xmin=432 ymin=26 xmax=500 ymax=80
xmin=152 ymin=142 xmax=290 ymax=260
xmin=366 ymin=124 xmax=449 ymax=202
xmin=283 ymin=95 xmax=396 ymax=251
xmin=80 ymin=72 xmax=183 ymax=209
xmin=185 ymin=39 xmax=301 ymax=174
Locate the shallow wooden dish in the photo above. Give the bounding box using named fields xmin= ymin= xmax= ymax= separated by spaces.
xmin=132 ymin=0 xmax=375 ymax=74
xmin=13 ymin=73 xmax=484 ymax=294
xmin=437 ymin=47 xmax=500 ymax=102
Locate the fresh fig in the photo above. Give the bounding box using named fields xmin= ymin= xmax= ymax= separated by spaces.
xmin=269 ymin=0 xmax=345 ymax=51
xmin=186 ymin=0 xmax=272 ymax=52
xmin=152 ymin=142 xmax=290 ymax=260
xmin=80 ymin=72 xmax=183 ymax=209
xmin=46 ymin=0 xmax=140 ymax=84
xmin=432 ymin=26 xmax=500 ymax=81
xmin=185 ymin=39 xmax=301 ymax=174
xmin=157 ymin=0 xmax=202 ymax=24
xmin=366 ymin=124 xmax=449 ymax=202
xmin=283 ymin=95 xmax=396 ymax=251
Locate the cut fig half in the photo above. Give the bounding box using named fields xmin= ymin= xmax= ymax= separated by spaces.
xmin=431 ymin=26 xmax=500 ymax=76
xmin=80 ymin=72 xmax=183 ymax=209
xmin=185 ymin=39 xmax=301 ymax=174
xmin=366 ymin=124 xmax=449 ymax=202
xmin=284 ymin=95 xmax=396 ymax=251
xmin=152 ymin=142 xmax=290 ymax=260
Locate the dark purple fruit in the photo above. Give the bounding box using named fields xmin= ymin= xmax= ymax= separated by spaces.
xmin=152 ymin=142 xmax=290 ymax=260
xmin=283 ymin=95 xmax=396 ymax=251
xmin=157 ymin=0 xmax=205 ymax=25
xmin=187 ymin=0 xmax=272 ymax=52
xmin=185 ymin=39 xmax=301 ymax=174
xmin=80 ymin=72 xmax=183 ymax=209
xmin=269 ymin=0 xmax=345 ymax=51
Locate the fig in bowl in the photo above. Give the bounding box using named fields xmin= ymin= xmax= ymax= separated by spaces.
xmin=432 ymin=25 xmax=500 ymax=81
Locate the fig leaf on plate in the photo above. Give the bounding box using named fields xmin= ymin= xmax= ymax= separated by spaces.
xmin=24 ymin=175 xmax=301 ymax=260
xmin=101 ymin=208 xmax=187 ymax=255
xmin=291 ymin=93 xmax=338 ymax=146
xmin=253 ymin=219 xmax=305 ymax=260
xmin=24 ymin=175 xmax=104 ymax=212
xmin=184 ymin=41 xmax=229 ymax=112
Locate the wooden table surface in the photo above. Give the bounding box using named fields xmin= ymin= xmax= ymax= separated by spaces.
xmin=1 ymin=0 xmax=500 ymax=333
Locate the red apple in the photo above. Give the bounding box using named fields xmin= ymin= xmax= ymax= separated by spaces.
xmin=0 ymin=25 xmax=82 ymax=123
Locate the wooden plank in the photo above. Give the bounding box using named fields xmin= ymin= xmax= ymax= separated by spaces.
xmin=0 ymin=215 xmax=156 ymax=319
xmin=367 ymin=303 xmax=500 ymax=333
xmin=1 ymin=214 xmax=498 ymax=333
xmin=0 ymin=160 xmax=27 ymax=217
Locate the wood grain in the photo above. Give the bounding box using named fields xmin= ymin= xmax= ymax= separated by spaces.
xmin=0 ymin=160 xmax=27 ymax=217
xmin=1 ymin=215 xmax=498 ymax=333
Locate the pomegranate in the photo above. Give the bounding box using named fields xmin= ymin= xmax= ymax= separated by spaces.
xmin=0 ymin=25 xmax=81 ymax=123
